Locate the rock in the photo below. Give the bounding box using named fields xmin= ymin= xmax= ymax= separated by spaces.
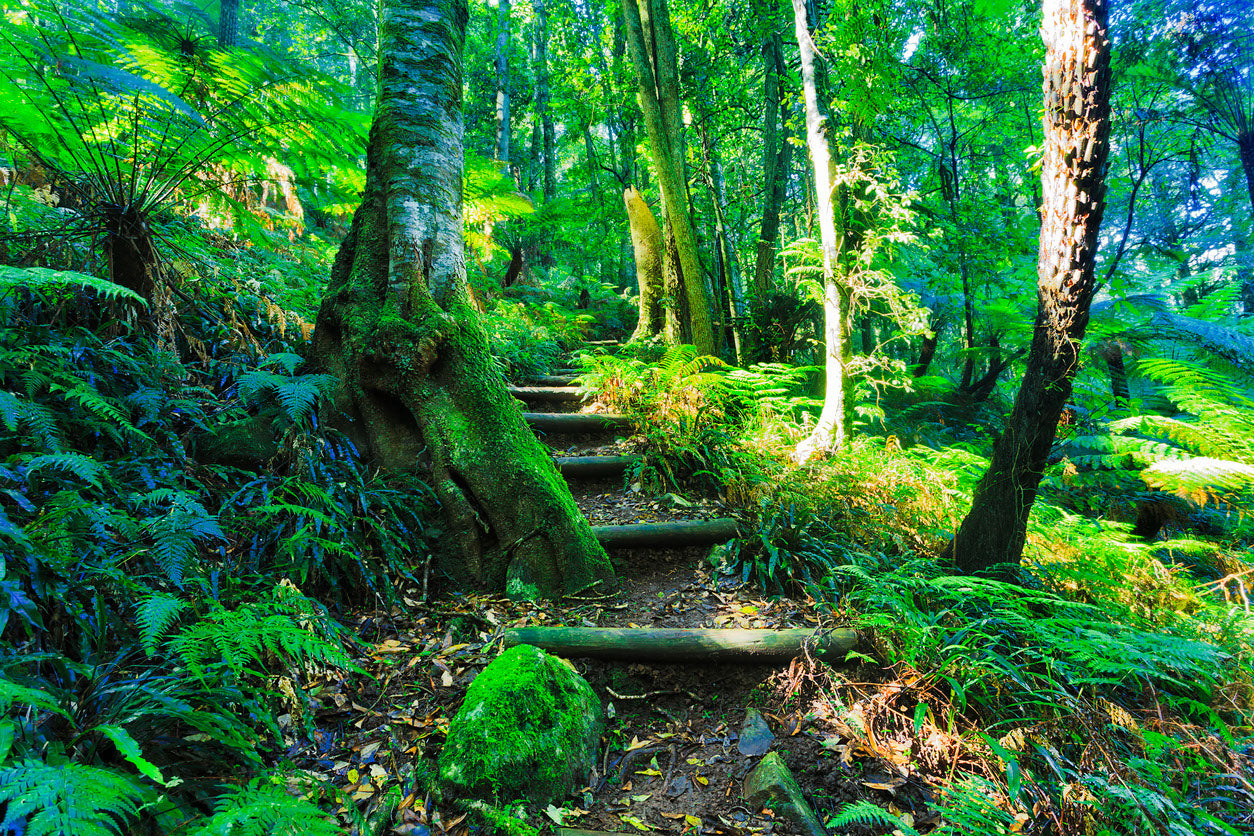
xmin=738 ymin=708 xmax=775 ymax=757
xmin=439 ymin=644 xmax=603 ymax=806
xmin=744 ymin=752 xmax=826 ymax=836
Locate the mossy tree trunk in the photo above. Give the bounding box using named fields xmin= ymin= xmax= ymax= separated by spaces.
xmin=941 ymin=0 xmax=1112 ymax=575
xmin=625 ymin=187 xmax=664 ymax=342
xmin=313 ymin=0 xmax=614 ymax=599
xmin=621 ymin=0 xmax=715 ymax=355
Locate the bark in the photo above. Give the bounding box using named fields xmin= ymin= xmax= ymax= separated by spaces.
xmin=553 ymin=455 xmax=638 ymax=479
xmin=501 ymin=626 xmax=857 ymax=662
xmin=313 ymin=0 xmax=614 ymax=600
xmin=621 ymin=0 xmax=715 ymax=354
xmin=218 ymin=0 xmax=241 ymax=48
xmin=624 ymin=186 xmax=665 ymax=342
xmin=791 ymin=0 xmax=852 ymax=464
xmin=536 ymin=0 xmax=556 ymax=202
xmin=521 ymin=412 xmax=633 ymax=433
xmin=941 ymin=0 xmax=1112 ymax=575
xmin=753 ymin=29 xmax=790 ymax=298
xmin=1238 ymin=130 xmax=1254 ymax=314
xmin=701 ymin=114 xmax=746 ymax=362
xmin=494 ymin=0 xmax=511 ymax=162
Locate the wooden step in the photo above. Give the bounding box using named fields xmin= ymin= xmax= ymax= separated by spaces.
xmin=591 ymin=517 xmax=739 ymax=549
xmin=523 ymin=412 xmax=632 ymax=434
xmin=509 ymin=385 xmax=584 ymax=404
xmin=554 ymin=455 xmax=638 ymax=479
xmin=502 ymin=626 xmax=858 ymax=663
xmin=530 ymin=374 xmax=579 ymax=386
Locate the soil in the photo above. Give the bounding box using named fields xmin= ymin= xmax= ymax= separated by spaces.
xmin=282 ymin=389 xmax=968 ymax=836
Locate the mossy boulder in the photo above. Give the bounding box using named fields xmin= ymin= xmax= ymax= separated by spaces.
xmin=439 ymin=644 xmax=602 ymax=806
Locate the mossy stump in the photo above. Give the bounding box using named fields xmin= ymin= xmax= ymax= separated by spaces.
xmin=439 ymin=645 xmax=603 ymax=806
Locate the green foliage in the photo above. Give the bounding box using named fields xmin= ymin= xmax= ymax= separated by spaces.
xmin=184 ymin=781 xmax=339 ymax=836
xmin=0 ymin=761 xmax=148 ymax=836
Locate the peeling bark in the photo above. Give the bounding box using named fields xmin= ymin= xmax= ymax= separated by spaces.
xmin=625 ymin=187 xmax=665 ymax=342
xmin=942 ymin=0 xmax=1112 ymax=575
xmin=313 ymin=0 xmax=614 ymax=599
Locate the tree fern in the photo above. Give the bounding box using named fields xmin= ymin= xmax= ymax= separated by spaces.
xmin=137 ymin=492 xmax=224 ymax=588
xmin=237 ymin=369 xmax=337 ymax=425
xmin=0 ymin=760 xmax=147 ymax=836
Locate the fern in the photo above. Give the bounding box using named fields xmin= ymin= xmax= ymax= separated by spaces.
xmin=168 ymin=586 xmax=352 ymax=681
xmin=137 ymin=492 xmax=224 ymax=588
xmin=135 ymin=594 xmax=189 ymax=657
xmin=237 ymin=369 xmax=337 ymax=424
xmin=22 ymin=453 xmax=105 ymax=487
xmin=0 ymin=760 xmax=147 ymax=836
xmin=0 ymin=266 xmax=145 ymax=307
xmin=185 ymin=780 xmax=339 ymax=836
xmin=829 ymin=800 xmax=919 ymax=833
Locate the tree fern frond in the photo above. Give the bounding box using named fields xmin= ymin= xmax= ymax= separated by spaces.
xmin=0 ymin=266 xmax=145 ymax=307
xmin=0 ymin=760 xmax=147 ymax=836
xmin=0 ymin=392 xmax=63 ymax=452
xmin=1141 ymin=457 xmax=1254 ymax=500
xmin=273 ymin=374 xmax=336 ymax=424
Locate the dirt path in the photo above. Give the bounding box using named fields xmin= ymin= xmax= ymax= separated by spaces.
xmin=286 ymin=376 xmax=953 ymax=835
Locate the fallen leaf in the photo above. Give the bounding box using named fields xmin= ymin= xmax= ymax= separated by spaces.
xmin=620 ymin=814 xmax=653 ymax=832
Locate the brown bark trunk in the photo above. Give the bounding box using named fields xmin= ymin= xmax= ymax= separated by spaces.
xmin=941 ymin=0 xmax=1112 ymax=575
xmin=313 ymin=0 xmax=614 ymax=599
xmin=753 ymin=28 xmax=789 ymax=298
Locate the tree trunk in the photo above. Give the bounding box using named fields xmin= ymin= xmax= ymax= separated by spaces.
xmin=621 ymin=0 xmax=715 ymax=354
xmin=501 ymin=626 xmax=857 ymax=662
xmin=753 ymin=29 xmax=790 ymax=298
xmin=536 ymin=0 xmax=556 ymax=203
xmin=218 ymin=0 xmax=241 ymax=47
xmin=312 ymin=0 xmax=614 ymax=600
xmin=625 ymin=187 xmax=665 ymax=342
xmin=791 ymin=0 xmax=851 ymax=464
xmin=1238 ymin=130 xmax=1254 ymax=315
xmin=941 ymin=0 xmax=1112 ymax=575
xmin=494 ymin=0 xmax=511 ymax=162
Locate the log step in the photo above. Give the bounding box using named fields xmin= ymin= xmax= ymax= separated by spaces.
xmin=523 ymin=412 xmax=632 ymax=434
xmin=501 ymin=626 xmax=857 ymax=663
xmin=554 ymin=455 xmax=638 ymax=479
xmin=509 ymin=385 xmax=584 ymax=403
xmin=530 ymin=374 xmax=579 ymax=386
xmin=591 ymin=517 xmax=739 ymax=549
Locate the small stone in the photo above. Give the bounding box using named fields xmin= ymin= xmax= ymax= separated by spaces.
xmin=738 ymin=708 xmax=774 ymax=757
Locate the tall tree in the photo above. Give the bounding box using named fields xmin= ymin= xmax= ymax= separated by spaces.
xmin=313 ymin=0 xmax=614 ymax=598
xmin=535 ymin=0 xmax=556 ymax=202
xmin=790 ymin=0 xmax=852 ymax=462
xmin=493 ymin=0 xmax=510 ymax=162
xmin=752 ymin=24 xmax=790 ymax=298
xmin=941 ymin=0 xmax=1113 ymax=574
xmin=620 ymin=0 xmax=715 ymax=354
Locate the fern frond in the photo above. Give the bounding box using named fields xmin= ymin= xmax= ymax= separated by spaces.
xmin=23 ymin=452 xmax=104 ymax=487
xmin=829 ymin=800 xmax=918 ymax=833
xmin=185 ymin=780 xmax=339 ymax=836
xmin=136 ymin=594 xmax=189 ymax=657
xmin=0 ymin=760 xmax=147 ymax=836
xmin=0 ymin=266 xmax=146 ymax=307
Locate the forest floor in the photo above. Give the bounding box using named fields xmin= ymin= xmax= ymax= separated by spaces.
xmin=286 ymin=452 xmax=975 ymax=835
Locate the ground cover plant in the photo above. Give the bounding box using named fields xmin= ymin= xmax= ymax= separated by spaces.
xmin=2 ymin=0 xmax=1254 ymax=832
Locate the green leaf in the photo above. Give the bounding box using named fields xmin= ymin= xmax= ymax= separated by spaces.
xmin=92 ymin=725 xmax=166 ymax=785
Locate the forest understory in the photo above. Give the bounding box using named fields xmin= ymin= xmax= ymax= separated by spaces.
xmin=3 ymin=0 xmax=1254 ymax=833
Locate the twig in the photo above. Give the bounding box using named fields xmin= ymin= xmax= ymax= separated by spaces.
xmin=607 ymin=687 xmax=702 ymax=703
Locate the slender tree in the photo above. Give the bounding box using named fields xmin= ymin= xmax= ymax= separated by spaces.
xmin=313 ymin=0 xmax=614 ymax=598
xmin=942 ymin=0 xmax=1113 ymax=574
xmin=493 ymin=0 xmax=510 ymax=163
xmin=218 ymin=0 xmax=241 ymax=47
xmin=620 ymin=0 xmax=715 ymax=354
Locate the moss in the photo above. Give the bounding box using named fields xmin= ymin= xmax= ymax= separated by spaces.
xmin=439 ymin=645 xmax=602 ymax=806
